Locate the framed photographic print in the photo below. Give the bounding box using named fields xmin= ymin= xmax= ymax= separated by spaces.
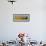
xmin=13 ymin=14 xmax=30 ymax=22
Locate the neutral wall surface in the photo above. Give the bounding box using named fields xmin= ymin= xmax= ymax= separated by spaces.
xmin=0 ymin=0 xmax=46 ymax=41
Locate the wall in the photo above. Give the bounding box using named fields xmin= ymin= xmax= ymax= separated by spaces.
xmin=0 ymin=0 xmax=46 ymax=41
